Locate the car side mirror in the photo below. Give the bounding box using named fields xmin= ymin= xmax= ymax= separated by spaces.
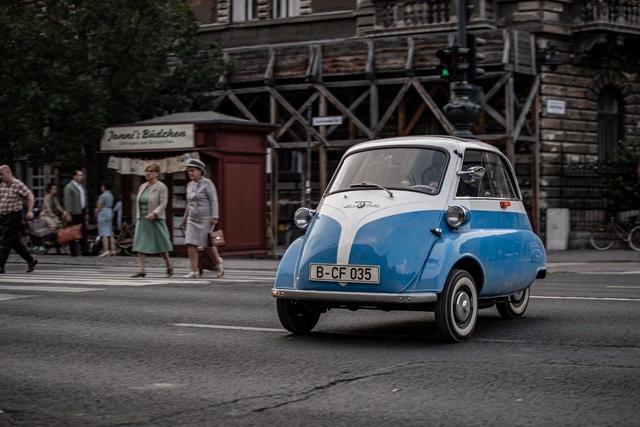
xmin=457 ymin=166 xmax=486 ymax=184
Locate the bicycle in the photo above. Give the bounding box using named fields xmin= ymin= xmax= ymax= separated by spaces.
xmin=589 ymin=216 xmax=640 ymax=251
xmin=114 ymin=222 xmax=134 ymax=256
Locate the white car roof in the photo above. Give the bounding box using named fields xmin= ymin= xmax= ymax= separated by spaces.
xmin=345 ymin=136 xmax=502 ymax=156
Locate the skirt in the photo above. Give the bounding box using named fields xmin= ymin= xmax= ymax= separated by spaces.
xmin=185 ymin=215 xmax=211 ymax=247
xmin=98 ymin=209 xmax=113 ymax=237
xmin=132 ymin=218 xmax=173 ymax=254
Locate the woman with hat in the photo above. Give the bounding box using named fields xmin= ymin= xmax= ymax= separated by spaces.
xmin=180 ymin=158 xmax=223 ymax=278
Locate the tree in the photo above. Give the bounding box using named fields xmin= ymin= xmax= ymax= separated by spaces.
xmin=0 ymin=0 xmax=226 ymax=166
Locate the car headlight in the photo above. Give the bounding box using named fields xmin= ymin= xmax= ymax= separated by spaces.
xmin=446 ymin=206 xmax=469 ymax=229
xmin=294 ymin=207 xmax=314 ymax=230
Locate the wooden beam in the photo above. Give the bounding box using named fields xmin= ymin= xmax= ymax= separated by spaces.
xmin=513 ymin=76 xmax=540 ymax=143
xmin=405 ymin=37 xmax=415 ymax=76
xmin=267 ymin=87 xmax=328 ymax=145
xmin=484 ymin=103 xmax=507 ymax=128
xmin=398 ymin=98 xmax=406 ymax=135
xmin=485 ymin=73 xmax=510 ymax=102
xmin=314 ymin=84 xmax=374 ymax=139
xmin=275 ymin=93 xmax=319 ymax=140
xmin=264 ymin=48 xmax=276 ymax=85
xmin=505 ymin=75 xmax=515 ymax=164
xmin=411 ymin=79 xmax=456 ymax=135
xmin=226 ymin=90 xmax=279 ymax=148
xmin=366 ymin=40 xmax=375 ymax=79
xmin=327 ymin=88 xmax=370 ymax=137
xmin=269 ymin=93 xmax=279 ymax=259
xmin=375 ymin=79 xmax=412 ymax=135
xmin=370 ymin=82 xmax=379 ymax=132
xmin=402 ymin=103 xmax=428 ymax=136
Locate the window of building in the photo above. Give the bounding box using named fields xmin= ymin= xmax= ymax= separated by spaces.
xmin=598 ymin=86 xmax=624 ymax=162
xmin=232 ymin=0 xmax=258 ymax=22
xmin=273 ymin=0 xmax=301 ymax=18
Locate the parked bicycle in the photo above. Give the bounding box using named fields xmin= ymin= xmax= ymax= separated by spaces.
xmin=114 ymin=222 xmax=134 ymax=256
xmin=589 ymin=216 xmax=640 ymax=251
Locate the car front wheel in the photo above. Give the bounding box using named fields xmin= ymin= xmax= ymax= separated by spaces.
xmin=435 ymin=269 xmax=478 ymax=342
xmin=276 ymin=300 xmax=320 ymax=334
xmin=496 ymin=287 xmax=530 ymax=319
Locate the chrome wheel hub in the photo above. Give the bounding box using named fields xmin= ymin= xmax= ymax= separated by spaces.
xmin=454 ymin=291 xmax=471 ymax=323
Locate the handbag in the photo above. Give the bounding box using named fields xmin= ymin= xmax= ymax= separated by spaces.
xmin=57 ymin=223 xmax=82 ymax=244
xmin=208 ymin=229 xmax=226 ymax=246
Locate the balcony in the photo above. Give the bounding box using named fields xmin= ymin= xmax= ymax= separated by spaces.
xmin=574 ymin=0 xmax=640 ymax=35
xmin=370 ymin=0 xmax=493 ymax=33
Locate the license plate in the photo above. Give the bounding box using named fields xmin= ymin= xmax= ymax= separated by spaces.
xmin=310 ymin=264 xmax=380 ymax=284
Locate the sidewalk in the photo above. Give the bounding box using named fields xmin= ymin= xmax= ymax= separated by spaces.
xmin=7 ymin=249 xmax=638 ymax=272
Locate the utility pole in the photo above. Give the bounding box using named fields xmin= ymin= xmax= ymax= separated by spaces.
xmin=305 ymin=104 xmax=312 ymax=207
xmin=442 ymin=0 xmax=482 ymax=136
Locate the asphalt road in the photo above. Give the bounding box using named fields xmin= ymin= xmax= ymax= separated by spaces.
xmin=0 ymin=263 xmax=639 ymax=426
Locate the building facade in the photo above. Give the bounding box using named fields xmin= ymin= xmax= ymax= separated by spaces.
xmin=188 ymin=0 xmax=640 ymax=247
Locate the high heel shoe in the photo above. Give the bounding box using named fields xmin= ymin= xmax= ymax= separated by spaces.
xmin=166 ymin=267 xmax=173 ymax=278
xmin=183 ymin=271 xmax=198 ymax=279
xmin=130 ymin=271 xmax=146 ymax=278
xmin=98 ymin=251 xmax=110 ymax=257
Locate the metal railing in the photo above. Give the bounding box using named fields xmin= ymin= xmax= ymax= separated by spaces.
xmin=373 ymin=0 xmax=457 ymax=29
xmin=581 ymin=0 xmax=640 ymax=26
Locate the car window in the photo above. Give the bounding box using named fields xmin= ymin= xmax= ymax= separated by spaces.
xmin=328 ymin=148 xmax=448 ymax=195
xmin=456 ymin=150 xmax=516 ymax=199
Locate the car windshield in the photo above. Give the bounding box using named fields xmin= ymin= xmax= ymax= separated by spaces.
xmin=328 ymin=147 xmax=448 ymax=195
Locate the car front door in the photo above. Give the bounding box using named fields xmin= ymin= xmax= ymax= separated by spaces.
xmin=453 ymin=149 xmax=535 ymax=296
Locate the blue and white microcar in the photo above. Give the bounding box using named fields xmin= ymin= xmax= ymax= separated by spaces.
xmin=272 ymin=136 xmax=546 ymax=342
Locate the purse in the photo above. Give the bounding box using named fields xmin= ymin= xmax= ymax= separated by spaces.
xmin=57 ymin=223 xmax=82 ymax=244
xmin=208 ymin=229 xmax=226 ymax=246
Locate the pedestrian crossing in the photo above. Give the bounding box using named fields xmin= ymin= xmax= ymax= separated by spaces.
xmin=0 ymin=264 xmax=276 ymax=302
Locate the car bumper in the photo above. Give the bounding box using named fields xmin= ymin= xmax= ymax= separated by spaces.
xmin=271 ymin=289 xmax=438 ymax=304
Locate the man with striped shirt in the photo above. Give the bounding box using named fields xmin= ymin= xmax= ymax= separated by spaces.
xmin=0 ymin=165 xmax=37 ymax=273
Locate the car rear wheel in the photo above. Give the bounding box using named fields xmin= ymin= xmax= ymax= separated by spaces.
xmin=277 ymin=300 xmax=320 ymax=334
xmin=496 ymin=287 xmax=530 ymax=319
xmin=435 ymin=269 xmax=478 ymax=342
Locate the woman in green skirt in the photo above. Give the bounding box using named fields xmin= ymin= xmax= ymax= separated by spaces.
xmin=131 ymin=163 xmax=173 ymax=278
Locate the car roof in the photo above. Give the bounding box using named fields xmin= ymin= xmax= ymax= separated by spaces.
xmin=345 ymin=136 xmax=502 ymax=155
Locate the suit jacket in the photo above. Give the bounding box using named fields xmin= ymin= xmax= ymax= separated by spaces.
xmin=63 ymin=182 xmax=85 ymax=215
xmin=136 ymin=180 xmax=168 ymax=220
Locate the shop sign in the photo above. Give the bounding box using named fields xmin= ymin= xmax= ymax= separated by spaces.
xmin=100 ymin=124 xmax=194 ymax=151
xmin=312 ymin=116 xmax=343 ymax=126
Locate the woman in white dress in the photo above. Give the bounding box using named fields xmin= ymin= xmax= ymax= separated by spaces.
xmin=180 ymin=158 xmax=223 ymax=279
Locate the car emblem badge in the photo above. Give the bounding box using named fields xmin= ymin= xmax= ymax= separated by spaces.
xmin=344 ymin=201 xmax=379 ymax=209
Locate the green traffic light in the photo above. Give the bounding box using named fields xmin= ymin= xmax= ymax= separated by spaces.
xmin=441 ymin=68 xmax=450 ymax=78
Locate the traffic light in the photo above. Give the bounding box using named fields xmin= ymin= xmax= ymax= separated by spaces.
xmin=467 ymin=33 xmax=486 ymax=81
xmin=435 ymin=47 xmax=456 ymax=80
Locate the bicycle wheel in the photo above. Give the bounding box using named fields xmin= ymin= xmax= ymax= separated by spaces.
xmin=628 ymin=225 xmax=640 ymax=252
xmin=589 ymin=226 xmax=615 ymax=251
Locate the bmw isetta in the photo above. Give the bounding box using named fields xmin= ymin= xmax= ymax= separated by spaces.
xmin=272 ymin=136 xmax=546 ymax=342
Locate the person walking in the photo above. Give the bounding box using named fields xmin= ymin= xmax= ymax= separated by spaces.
xmin=131 ymin=163 xmax=173 ymax=278
xmin=0 ymin=165 xmax=38 ymax=273
xmin=63 ymin=170 xmax=88 ymax=256
xmin=180 ymin=158 xmax=223 ymax=279
xmin=96 ymin=182 xmax=115 ymax=257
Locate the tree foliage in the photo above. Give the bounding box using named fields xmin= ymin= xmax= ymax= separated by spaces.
xmin=0 ymin=0 xmax=226 ymax=166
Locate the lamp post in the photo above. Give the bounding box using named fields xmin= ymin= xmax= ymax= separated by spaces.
xmin=306 ymin=104 xmax=312 ymax=207
xmin=443 ymin=0 xmax=482 ymax=136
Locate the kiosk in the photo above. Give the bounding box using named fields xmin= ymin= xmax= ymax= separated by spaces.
xmin=100 ymin=111 xmax=275 ymax=256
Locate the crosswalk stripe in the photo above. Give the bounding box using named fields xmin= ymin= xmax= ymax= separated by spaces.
xmin=0 ymin=293 xmax=35 ymax=301
xmin=0 ymin=285 xmax=101 ymax=293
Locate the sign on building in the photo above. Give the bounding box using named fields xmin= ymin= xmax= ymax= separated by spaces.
xmin=312 ymin=116 xmax=343 ymax=126
xmin=100 ymin=124 xmax=195 ymax=151
xmin=545 ymin=99 xmax=566 ymax=115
